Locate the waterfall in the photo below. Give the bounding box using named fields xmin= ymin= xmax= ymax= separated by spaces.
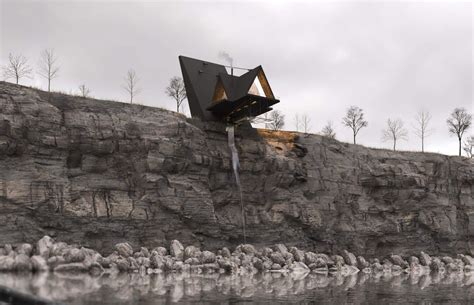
xmin=226 ymin=125 xmax=246 ymax=243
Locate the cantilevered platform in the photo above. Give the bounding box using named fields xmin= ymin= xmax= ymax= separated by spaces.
xmin=179 ymin=55 xmax=280 ymax=123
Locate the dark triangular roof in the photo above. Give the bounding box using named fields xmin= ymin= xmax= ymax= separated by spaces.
xmin=217 ymin=67 xmax=261 ymax=101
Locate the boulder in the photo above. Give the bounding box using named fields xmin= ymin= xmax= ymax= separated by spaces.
xmin=101 ymin=252 xmax=119 ymax=268
xmin=271 ymin=263 xmax=282 ymax=270
xmin=4 ymin=244 xmax=13 ymax=255
xmin=31 ymin=255 xmax=48 ymax=272
xmin=133 ymin=247 xmax=150 ymax=258
xmin=430 ymin=257 xmax=444 ymax=272
xmin=270 ymin=252 xmax=286 ymax=266
xmin=290 ymin=261 xmax=310 ymax=273
xmin=441 ymin=256 xmax=454 ymax=265
xmin=89 ymin=262 xmax=104 ymax=276
xmin=390 ymin=255 xmax=408 ymax=268
xmin=252 ymin=258 xmax=264 ymax=271
xmin=0 ymin=256 xmax=15 ymax=271
xmin=200 ymin=250 xmax=216 ymax=264
xmin=315 ymin=253 xmax=331 ymax=264
xmin=13 ymin=254 xmax=32 ymax=272
xmin=458 ymin=254 xmax=474 ymax=266
xmin=50 ymin=242 xmax=68 ymax=257
xmin=289 ymin=247 xmax=305 ymax=262
xmin=115 ymin=242 xmax=133 ymax=258
xmin=115 ymin=257 xmax=130 ymax=272
xmin=128 ymin=257 xmax=139 ymax=270
xmin=304 ymin=252 xmax=318 ymax=265
xmin=273 ymin=244 xmax=288 ymax=254
xmin=16 ymin=243 xmax=33 ymax=256
xmin=409 ymin=256 xmax=420 ymax=265
xmin=184 ymin=245 xmax=200 ymax=260
xmin=342 ymin=250 xmax=357 ymax=266
xmin=446 ymin=262 xmax=459 ymax=272
xmin=54 ymin=263 xmax=88 ymax=273
xmin=150 ymin=254 xmax=165 ymax=269
xmin=47 ymin=256 xmax=66 ymax=269
xmin=184 ymin=257 xmax=200 ymax=265
xmin=152 ymin=247 xmax=167 ymax=256
xmin=217 ymin=258 xmax=235 ymax=273
xmin=136 ymin=257 xmax=151 ymax=268
xmin=170 ymin=240 xmax=184 ymax=260
xmin=357 ymin=256 xmax=369 ymax=269
xmin=64 ymin=248 xmax=86 ymax=263
xmin=419 ymin=251 xmax=431 ymax=266
xmin=372 ymin=262 xmax=383 ymax=272
xmin=36 ymin=236 xmax=54 ymax=258
xmin=332 ymin=255 xmax=345 ymax=267
xmin=220 ymin=247 xmax=231 ymax=258
xmin=314 ymin=257 xmax=327 ymax=268
xmin=239 ymin=244 xmax=257 ymax=255
xmin=261 ymin=247 xmax=273 ymax=258
xmin=164 ymin=257 xmax=175 ymax=271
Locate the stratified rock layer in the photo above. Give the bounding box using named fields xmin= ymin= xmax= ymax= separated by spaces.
xmin=0 ymin=81 xmax=473 ymax=257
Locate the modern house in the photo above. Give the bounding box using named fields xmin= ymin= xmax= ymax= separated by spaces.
xmin=179 ymin=56 xmax=279 ymax=123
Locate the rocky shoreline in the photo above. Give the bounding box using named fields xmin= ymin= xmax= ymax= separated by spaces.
xmin=1 ymin=236 xmax=473 ymax=277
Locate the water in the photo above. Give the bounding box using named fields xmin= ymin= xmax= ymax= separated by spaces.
xmin=226 ymin=125 xmax=246 ymax=243
xmin=0 ymin=271 xmax=473 ymax=305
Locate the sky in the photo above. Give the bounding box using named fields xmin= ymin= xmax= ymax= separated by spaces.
xmin=1 ymin=0 xmax=473 ymax=156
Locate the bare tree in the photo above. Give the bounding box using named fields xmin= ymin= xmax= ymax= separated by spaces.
xmin=165 ymin=76 xmax=186 ymax=113
xmin=382 ymin=118 xmax=408 ymax=151
xmin=463 ymin=135 xmax=474 ymax=158
xmin=321 ymin=121 xmax=336 ymax=139
xmin=78 ymin=84 xmax=90 ymax=98
xmin=342 ymin=106 xmax=368 ymax=144
xmin=413 ymin=110 xmax=433 ymax=152
xmin=269 ymin=110 xmax=285 ymax=131
xmin=301 ymin=114 xmax=311 ymax=133
xmin=294 ymin=114 xmax=300 ymax=132
xmin=38 ymin=49 xmax=60 ymax=92
xmin=122 ymin=69 xmax=141 ymax=104
xmin=2 ymin=53 xmax=32 ymax=84
xmin=447 ymin=108 xmax=472 ymax=156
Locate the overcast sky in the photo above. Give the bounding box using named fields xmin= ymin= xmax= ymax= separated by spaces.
xmin=1 ymin=0 xmax=473 ymax=155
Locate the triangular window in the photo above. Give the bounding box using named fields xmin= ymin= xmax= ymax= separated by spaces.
xmin=212 ymin=79 xmax=227 ymax=102
xmin=248 ymin=76 xmax=265 ymax=97
xmin=248 ymin=69 xmax=275 ymax=99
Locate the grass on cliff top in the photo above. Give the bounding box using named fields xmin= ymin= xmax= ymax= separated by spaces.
xmin=0 ymin=81 xmax=185 ymax=118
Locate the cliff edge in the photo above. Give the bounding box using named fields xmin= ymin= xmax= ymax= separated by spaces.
xmin=0 ymin=81 xmax=473 ymax=257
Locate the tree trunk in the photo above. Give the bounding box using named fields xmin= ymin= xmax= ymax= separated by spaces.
xmin=393 ymin=138 xmax=396 ymax=151
xmin=458 ymin=137 xmax=462 ymax=156
xmin=15 ymin=76 xmax=19 ymax=84
xmin=177 ymin=103 xmax=179 ymax=113
xmin=48 ymin=79 xmax=51 ymax=92
xmin=353 ymin=133 xmax=356 ymax=145
xmin=421 ymin=136 xmax=424 ymax=153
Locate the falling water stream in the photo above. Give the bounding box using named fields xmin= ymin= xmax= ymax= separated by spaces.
xmin=226 ymin=125 xmax=246 ymax=243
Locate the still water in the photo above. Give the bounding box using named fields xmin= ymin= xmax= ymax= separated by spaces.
xmin=0 ymin=270 xmax=473 ymax=305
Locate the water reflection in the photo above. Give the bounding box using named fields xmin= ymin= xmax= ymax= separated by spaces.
xmin=0 ymin=270 xmax=473 ymax=304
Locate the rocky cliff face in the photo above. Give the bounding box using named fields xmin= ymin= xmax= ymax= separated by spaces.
xmin=0 ymin=81 xmax=473 ymax=257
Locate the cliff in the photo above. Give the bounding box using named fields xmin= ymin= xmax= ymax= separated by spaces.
xmin=0 ymin=81 xmax=473 ymax=257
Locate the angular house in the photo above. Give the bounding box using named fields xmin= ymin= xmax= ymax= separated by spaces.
xmin=179 ymin=56 xmax=280 ymax=123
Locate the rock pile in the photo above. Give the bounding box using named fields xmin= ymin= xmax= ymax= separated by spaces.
xmin=1 ymin=237 xmax=474 ymax=276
